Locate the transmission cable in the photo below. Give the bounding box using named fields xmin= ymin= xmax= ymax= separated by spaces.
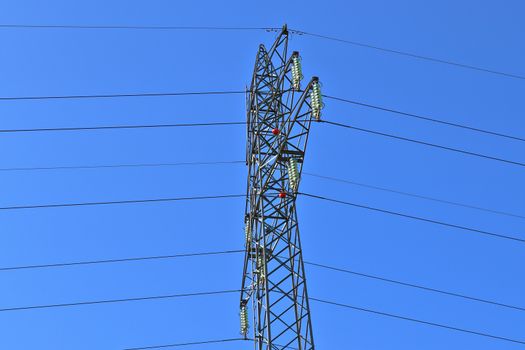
xmin=5 ymin=288 xmax=521 ymax=345
xmin=302 ymin=172 xmax=525 ymax=220
xmin=0 ymin=24 xmax=278 ymax=31
xmin=292 ymin=29 xmax=525 ymax=81
xmin=4 ymin=284 xmax=521 ymax=345
xmin=0 ymin=194 xmax=244 ymax=211
xmin=0 ymin=90 xmax=245 ymax=101
xmin=304 ymin=261 xmax=525 ymax=313
xmin=4 ymin=118 xmax=523 ymax=169
xmin=2 ymin=160 xmax=520 ymax=221
xmin=2 ymin=23 xmax=522 ymax=81
xmin=0 ymin=249 xmax=244 ymax=272
xmin=0 ymin=160 xmax=245 ymax=172
xmin=323 ymin=95 xmax=525 ymax=143
xmin=320 ymin=119 xmax=525 ymax=168
xmin=3 ymin=249 xmax=523 ymax=313
xmin=0 ymin=290 xmax=238 ymax=312
xmin=310 ymin=297 xmax=525 ymax=345
xmin=300 ymin=192 xmax=525 ymax=244
xmin=0 ymin=121 xmax=246 ymax=133
xmin=2 ymin=87 xmax=521 ymax=147
xmin=124 ymin=338 xmax=249 ymax=350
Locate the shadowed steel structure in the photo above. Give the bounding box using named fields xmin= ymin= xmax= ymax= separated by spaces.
xmin=240 ymin=25 xmax=322 ymax=350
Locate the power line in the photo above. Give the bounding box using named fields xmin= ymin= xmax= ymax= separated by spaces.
xmin=2 ymin=158 xmax=521 ymax=220
xmin=0 ymin=90 xmax=245 ymax=101
xmin=304 ymin=261 xmax=525 ymax=313
xmin=2 ymin=23 xmax=522 ymax=81
xmin=310 ymin=297 xmax=525 ymax=345
xmin=124 ymin=339 xmax=298 ymax=350
xmin=300 ymin=192 xmax=525 ymax=244
xmin=0 ymin=160 xmax=245 ymax=172
xmin=0 ymin=24 xmax=278 ymax=31
xmin=124 ymin=338 xmax=249 ymax=350
xmin=302 ymin=172 xmax=525 ymax=220
xmin=0 ymin=290 xmax=238 ymax=313
xmin=320 ymin=120 xmax=525 ymax=168
xmin=293 ymin=30 xmax=525 ymax=81
xmin=1 ymin=158 xmax=520 ymax=243
xmin=0 ymin=194 xmax=244 ymax=211
xmin=323 ymin=95 xmax=525 ymax=143
xmin=5 ymin=116 xmax=521 ymax=168
xmin=0 ymin=121 xmax=246 ymax=133
xmin=0 ymin=249 xmax=244 ymax=272
xmin=4 ymin=285 xmax=521 ymax=345
xmin=3 ymin=87 xmax=522 ymax=147
xmin=3 ymin=248 xmax=522 ymax=314
xmin=6 ymin=118 xmax=523 ymax=170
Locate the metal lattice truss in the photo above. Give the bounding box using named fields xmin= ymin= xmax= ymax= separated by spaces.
xmin=240 ymin=25 xmax=321 ymax=350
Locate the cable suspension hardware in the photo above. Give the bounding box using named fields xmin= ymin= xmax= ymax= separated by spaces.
xmin=287 ymin=158 xmax=300 ymax=192
xmin=244 ymin=217 xmax=252 ymax=247
xmin=291 ymin=51 xmax=303 ymax=90
xmin=240 ymin=302 xmax=249 ymax=337
xmin=310 ymin=79 xmax=323 ymax=120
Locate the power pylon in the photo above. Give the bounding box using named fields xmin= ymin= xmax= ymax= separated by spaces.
xmin=240 ymin=25 xmax=323 ymax=350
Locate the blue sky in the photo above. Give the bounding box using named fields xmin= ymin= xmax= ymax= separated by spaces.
xmin=0 ymin=1 xmax=524 ymax=349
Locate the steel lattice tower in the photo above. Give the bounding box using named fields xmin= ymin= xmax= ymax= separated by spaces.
xmin=240 ymin=25 xmax=323 ymax=350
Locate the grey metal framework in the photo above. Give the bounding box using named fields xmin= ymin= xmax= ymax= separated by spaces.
xmin=240 ymin=25 xmax=322 ymax=350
